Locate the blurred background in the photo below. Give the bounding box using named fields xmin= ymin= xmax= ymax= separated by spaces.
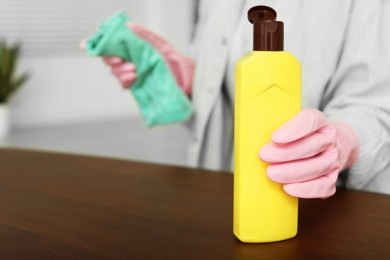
xmin=0 ymin=0 xmax=195 ymax=166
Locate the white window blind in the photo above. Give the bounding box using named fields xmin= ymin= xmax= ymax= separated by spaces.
xmin=0 ymin=0 xmax=145 ymax=56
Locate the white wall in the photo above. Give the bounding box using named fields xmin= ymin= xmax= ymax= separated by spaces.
xmin=8 ymin=0 xmax=195 ymax=129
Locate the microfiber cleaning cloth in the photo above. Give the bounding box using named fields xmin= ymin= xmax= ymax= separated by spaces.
xmin=86 ymin=11 xmax=193 ymax=127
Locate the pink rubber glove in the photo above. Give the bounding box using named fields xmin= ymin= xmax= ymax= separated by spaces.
xmin=259 ymin=109 xmax=359 ymax=199
xmin=82 ymin=23 xmax=194 ymax=95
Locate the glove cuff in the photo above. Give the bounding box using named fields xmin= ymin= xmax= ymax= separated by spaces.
xmin=331 ymin=121 xmax=360 ymax=170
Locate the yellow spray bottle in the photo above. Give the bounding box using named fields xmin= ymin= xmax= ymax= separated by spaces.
xmin=233 ymin=5 xmax=301 ymax=242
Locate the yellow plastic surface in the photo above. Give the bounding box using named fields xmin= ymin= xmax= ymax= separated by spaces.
xmin=234 ymin=51 xmax=301 ymax=242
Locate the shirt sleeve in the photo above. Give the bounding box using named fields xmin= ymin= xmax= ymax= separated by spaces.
xmin=322 ymin=0 xmax=390 ymax=192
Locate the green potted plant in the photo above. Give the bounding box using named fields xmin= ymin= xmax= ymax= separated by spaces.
xmin=0 ymin=41 xmax=29 ymax=137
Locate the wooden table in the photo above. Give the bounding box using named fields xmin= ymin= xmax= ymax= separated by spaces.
xmin=1 ymin=148 xmax=389 ymax=259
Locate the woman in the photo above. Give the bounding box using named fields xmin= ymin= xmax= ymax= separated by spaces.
xmin=90 ymin=0 xmax=390 ymax=196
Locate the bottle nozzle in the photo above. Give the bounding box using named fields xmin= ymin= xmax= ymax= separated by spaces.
xmin=248 ymin=6 xmax=284 ymax=51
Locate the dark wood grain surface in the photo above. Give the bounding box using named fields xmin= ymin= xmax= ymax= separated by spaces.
xmin=1 ymin=148 xmax=389 ymax=259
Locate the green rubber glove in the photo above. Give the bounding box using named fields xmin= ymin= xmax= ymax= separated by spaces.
xmin=86 ymin=11 xmax=193 ymax=127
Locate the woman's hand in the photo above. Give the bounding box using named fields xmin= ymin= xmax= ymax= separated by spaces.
xmin=259 ymin=109 xmax=359 ymax=199
xmin=80 ymin=23 xmax=194 ymax=95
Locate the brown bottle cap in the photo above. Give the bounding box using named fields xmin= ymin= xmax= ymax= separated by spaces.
xmin=248 ymin=5 xmax=284 ymax=51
